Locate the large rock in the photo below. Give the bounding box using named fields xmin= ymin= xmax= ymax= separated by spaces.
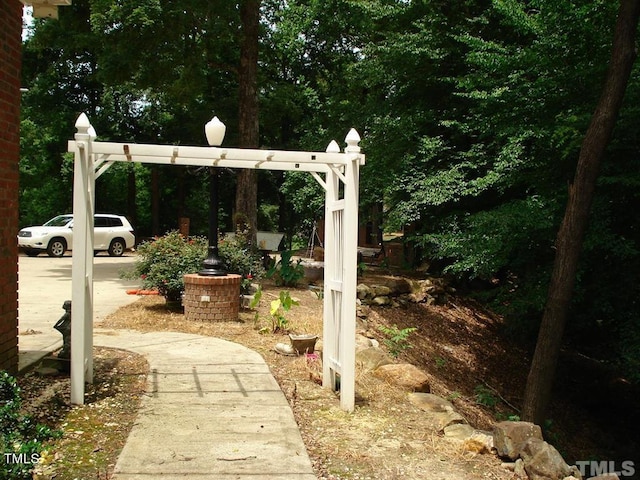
xmin=357 ymin=283 xmax=372 ymax=300
xmin=433 ymin=409 xmax=467 ymax=432
xmin=520 ymin=437 xmax=572 ymax=480
xmin=444 ymin=423 xmax=475 ymax=441
xmin=356 ymin=347 xmax=393 ymax=371
xmin=355 ymin=334 xmax=375 ymax=350
xmin=408 ymin=393 xmax=466 ymax=432
xmin=373 ymin=363 xmax=430 ymax=392
xmin=371 ymin=285 xmax=392 ymax=297
xmin=372 ymin=296 xmax=391 ymax=306
xmin=408 ymin=393 xmax=455 ymax=412
xmin=463 ymin=430 xmax=495 ymax=455
xmin=493 ymin=421 xmax=543 ymax=460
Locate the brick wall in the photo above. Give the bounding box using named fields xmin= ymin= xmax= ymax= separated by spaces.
xmin=183 ymin=274 xmax=241 ymax=322
xmin=0 ymin=0 xmax=22 ymax=374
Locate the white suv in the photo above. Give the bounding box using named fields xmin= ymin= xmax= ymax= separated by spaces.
xmin=18 ymin=214 xmax=136 ymax=257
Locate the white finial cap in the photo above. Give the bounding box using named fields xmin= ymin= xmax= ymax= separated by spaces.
xmin=75 ymin=113 xmax=92 ymax=136
xmin=326 ymin=140 xmax=340 ymax=153
xmin=345 ymin=128 xmax=361 ymax=153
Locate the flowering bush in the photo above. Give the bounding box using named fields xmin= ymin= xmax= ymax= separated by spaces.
xmin=126 ymin=229 xmax=265 ymax=302
xmin=128 ymin=231 xmax=207 ymax=302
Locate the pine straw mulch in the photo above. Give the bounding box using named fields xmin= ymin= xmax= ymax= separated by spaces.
xmin=96 ymin=278 xmax=519 ymax=480
xmin=18 ymin=271 xmax=635 ymax=479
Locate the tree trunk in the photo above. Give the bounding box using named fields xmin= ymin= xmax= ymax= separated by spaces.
xmin=522 ymin=0 xmax=640 ymax=425
xmin=236 ymin=0 xmax=260 ymax=243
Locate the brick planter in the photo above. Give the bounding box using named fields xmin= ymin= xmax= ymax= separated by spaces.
xmin=183 ymin=274 xmax=241 ymax=322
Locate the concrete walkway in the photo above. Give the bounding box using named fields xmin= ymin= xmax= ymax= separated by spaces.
xmin=18 ymin=253 xmax=140 ymax=371
xmin=18 ymin=254 xmax=316 ymax=479
xmin=95 ymin=329 xmax=317 ymax=479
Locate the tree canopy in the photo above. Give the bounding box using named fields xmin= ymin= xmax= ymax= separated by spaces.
xmin=20 ymin=0 xmax=640 ymax=386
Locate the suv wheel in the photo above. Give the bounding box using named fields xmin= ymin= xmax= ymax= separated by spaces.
xmin=24 ymin=249 xmax=40 ymax=257
xmin=108 ymin=238 xmax=125 ymax=257
xmin=47 ymin=238 xmax=67 ymax=257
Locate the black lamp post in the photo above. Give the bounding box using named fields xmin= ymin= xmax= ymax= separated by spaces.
xmin=199 ymin=116 xmax=228 ymax=276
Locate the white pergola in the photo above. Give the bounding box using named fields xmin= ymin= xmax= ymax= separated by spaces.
xmin=68 ymin=113 xmax=365 ymax=411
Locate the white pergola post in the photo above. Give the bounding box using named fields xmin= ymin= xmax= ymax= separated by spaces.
xmin=321 ymin=131 xmax=361 ymax=411
xmin=70 ymin=113 xmax=96 ymax=404
xmin=68 ymin=114 xmax=365 ymax=411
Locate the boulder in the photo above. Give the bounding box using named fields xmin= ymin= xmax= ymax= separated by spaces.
xmin=444 ymin=423 xmax=475 ymax=442
xmin=408 ymin=393 xmax=455 ymax=412
xmin=355 ymin=334 xmax=375 ymax=350
xmin=372 ymin=296 xmax=391 ymax=306
xmin=371 ymin=285 xmax=392 ymax=297
xmin=493 ymin=420 xmax=543 ymax=460
xmin=462 ymin=430 xmax=495 ymax=455
xmin=356 ymin=304 xmax=370 ymax=319
xmin=520 ymin=437 xmax=572 ymax=480
xmin=356 ymin=347 xmax=393 ymax=371
xmin=433 ymin=409 xmax=467 ymax=432
xmin=408 ymin=393 xmax=466 ymax=432
xmin=373 ymin=363 xmax=430 ymax=392
xmin=357 ymin=283 xmax=372 ymax=300
xmin=354 ymin=334 xmax=380 ymax=351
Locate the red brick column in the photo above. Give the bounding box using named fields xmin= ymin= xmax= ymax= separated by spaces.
xmin=183 ymin=274 xmax=241 ymax=322
xmin=0 ymin=0 xmax=23 ymax=374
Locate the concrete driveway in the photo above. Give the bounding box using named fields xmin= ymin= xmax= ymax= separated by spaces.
xmin=18 ymin=252 xmax=141 ymax=371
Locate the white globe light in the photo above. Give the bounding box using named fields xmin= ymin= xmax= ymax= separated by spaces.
xmin=205 ymin=116 xmax=226 ymax=146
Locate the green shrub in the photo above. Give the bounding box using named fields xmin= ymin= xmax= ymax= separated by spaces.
xmin=0 ymin=371 xmax=60 ymax=480
xmin=378 ymin=324 xmax=417 ymax=358
xmin=126 ymin=231 xmax=207 ymax=301
xmin=125 ymin=229 xmax=266 ymax=301
xmin=474 ymin=384 xmax=498 ymax=408
xmin=267 ymin=250 xmax=305 ymax=287
xmin=218 ymin=228 xmax=265 ymax=294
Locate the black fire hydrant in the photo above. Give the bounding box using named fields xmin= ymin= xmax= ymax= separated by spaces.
xmin=54 ymin=300 xmax=71 ymax=359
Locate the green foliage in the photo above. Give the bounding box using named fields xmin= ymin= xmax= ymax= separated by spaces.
xmin=267 ymin=250 xmax=305 ymax=287
xmin=269 ymin=290 xmax=300 ymax=333
xmin=446 ymin=391 xmax=461 ymax=401
xmin=378 ymin=324 xmax=417 ymax=358
xmin=420 ymin=196 xmax=559 ymax=280
xmin=434 ymin=357 xmax=447 ymax=369
xmin=474 ymin=384 xmax=498 ymax=408
xmin=18 ymin=0 xmax=640 ymax=382
xmin=125 ymin=231 xmax=207 ymax=301
xmin=127 ymin=229 xmax=266 ymax=300
xmin=357 ymin=261 xmax=367 ymax=277
xmin=0 ymin=371 xmax=60 ymax=480
xmin=219 ymin=228 xmax=265 ymax=294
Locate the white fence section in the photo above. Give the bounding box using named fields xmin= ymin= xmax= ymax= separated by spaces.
xmin=68 ymin=113 xmax=364 ymax=411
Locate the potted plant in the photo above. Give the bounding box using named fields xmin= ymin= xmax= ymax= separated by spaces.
xmin=264 ymin=290 xmax=319 ymax=355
